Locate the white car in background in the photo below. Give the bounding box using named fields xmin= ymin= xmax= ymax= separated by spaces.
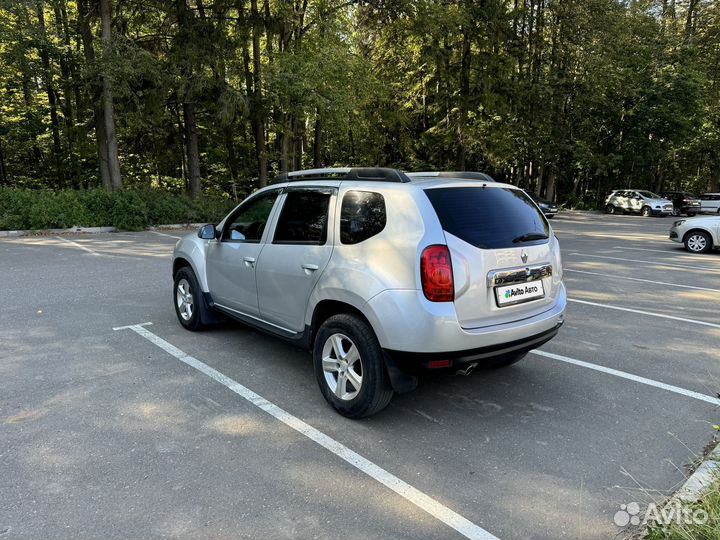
xmin=605 ymin=190 xmax=673 ymax=217
xmin=669 ymin=216 xmax=720 ymax=253
xmin=700 ymin=193 xmax=720 ymax=214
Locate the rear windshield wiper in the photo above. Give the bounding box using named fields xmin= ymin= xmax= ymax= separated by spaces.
xmin=512 ymin=232 xmax=549 ymax=243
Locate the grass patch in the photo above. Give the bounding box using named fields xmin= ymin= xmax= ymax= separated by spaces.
xmin=0 ymin=188 xmax=237 ymax=231
xmin=645 ymin=472 xmax=720 ymax=539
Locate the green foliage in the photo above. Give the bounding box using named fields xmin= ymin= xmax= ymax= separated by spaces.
xmin=0 ymin=0 xmax=718 ymax=205
xmin=0 ymin=188 xmax=235 ymax=231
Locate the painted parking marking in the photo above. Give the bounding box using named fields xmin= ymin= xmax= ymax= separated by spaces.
xmin=568 ymin=298 xmax=720 ymax=329
xmin=149 ymin=230 xmax=182 ymax=240
xmin=113 ymin=322 xmax=499 ymax=540
xmin=612 ymin=246 xmax=720 ymax=262
xmin=568 ymin=253 xmax=715 ymax=272
xmin=53 ymin=236 xmax=103 ymax=256
xmin=565 ymin=269 xmax=720 ymax=293
xmin=531 ymin=350 xmax=720 ymax=406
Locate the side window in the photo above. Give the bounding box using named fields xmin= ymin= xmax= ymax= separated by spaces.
xmin=222 ymin=190 xmax=280 ymax=242
xmin=340 ymin=191 xmax=387 ymax=244
xmin=273 ymin=190 xmax=331 ymax=245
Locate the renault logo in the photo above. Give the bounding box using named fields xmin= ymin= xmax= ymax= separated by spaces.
xmin=521 ymin=250 xmax=528 ymax=264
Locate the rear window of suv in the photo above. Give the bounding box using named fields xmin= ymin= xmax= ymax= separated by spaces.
xmin=424 ymin=187 xmax=549 ymax=249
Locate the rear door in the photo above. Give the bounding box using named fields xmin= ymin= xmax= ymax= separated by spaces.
xmin=424 ymin=186 xmax=562 ymax=329
xmin=255 ymin=188 xmax=335 ymax=333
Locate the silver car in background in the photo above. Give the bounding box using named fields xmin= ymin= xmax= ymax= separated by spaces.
xmin=669 ymin=216 xmax=720 ymax=253
xmin=172 ymin=168 xmax=567 ymax=417
xmin=605 ymin=189 xmax=673 ymax=217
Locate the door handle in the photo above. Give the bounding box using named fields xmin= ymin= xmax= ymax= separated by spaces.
xmin=243 ymin=256 xmax=256 ymax=267
xmin=301 ymin=263 xmax=319 ymax=272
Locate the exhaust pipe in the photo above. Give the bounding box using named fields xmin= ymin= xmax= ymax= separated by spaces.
xmin=455 ymin=362 xmax=478 ymax=376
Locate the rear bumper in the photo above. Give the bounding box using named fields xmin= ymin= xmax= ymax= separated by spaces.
xmin=364 ymin=283 xmax=567 ymax=354
xmin=386 ymin=322 xmax=562 ymax=371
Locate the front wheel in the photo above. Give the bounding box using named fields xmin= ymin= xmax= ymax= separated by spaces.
xmin=687 ymin=212 xmax=696 ymax=217
xmin=684 ymin=231 xmax=712 ymax=253
xmin=173 ymin=267 xmax=207 ymax=331
xmin=605 ymin=204 xmax=616 ymax=214
xmin=641 ymin=206 xmax=652 ymax=217
xmin=313 ymin=314 xmax=393 ymax=418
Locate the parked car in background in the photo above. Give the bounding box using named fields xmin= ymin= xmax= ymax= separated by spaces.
xmin=172 ymin=167 xmax=566 ymax=418
xmin=604 ymin=190 xmax=673 ymax=217
xmin=700 ymin=193 xmax=720 ymax=214
xmin=526 ymin=192 xmax=559 ymax=219
xmin=669 ymin=216 xmax=720 ymax=253
xmin=660 ymin=191 xmax=701 ymax=217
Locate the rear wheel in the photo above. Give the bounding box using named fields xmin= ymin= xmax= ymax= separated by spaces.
xmin=313 ymin=314 xmax=393 ymax=418
xmin=173 ymin=267 xmax=206 ymax=331
xmin=684 ymin=231 xmax=712 ymax=253
xmin=641 ymin=206 xmax=652 ymax=217
xmin=605 ymin=204 xmax=616 ymax=214
xmin=687 ymin=212 xmax=697 ymax=217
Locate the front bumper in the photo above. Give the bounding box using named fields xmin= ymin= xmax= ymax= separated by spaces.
xmin=669 ymin=229 xmax=681 ymax=242
xmin=652 ymin=208 xmax=673 ymax=216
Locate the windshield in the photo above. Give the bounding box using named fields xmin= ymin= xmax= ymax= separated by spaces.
xmin=424 ymin=187 xmax=549 ymax=249
xmin=637 ymin=191 xmax=661 ymax=199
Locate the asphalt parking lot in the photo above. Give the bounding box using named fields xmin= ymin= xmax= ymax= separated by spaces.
xmin=2 ymin=212 xmax=719 ymax=540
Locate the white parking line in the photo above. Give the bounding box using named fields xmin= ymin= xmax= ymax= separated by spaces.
xmin=149 ymin=231 xmax=182 ymax=240
xmin=54 ymin=236 xmax=103 ymax=256
xmin=113 ymin=322 xmax=499 ymax=540
xmin=613 ymin=246 xmax=720 ymax=261
xmin=568 ymin=253 xmax=715 ymax=272
xmin=565 ymin=269 xmax=720 ymax=293
xmin=531 ymin=350 xmax=720 ymax=406
xmin=568 ymin=298 xmax=720 ymax=329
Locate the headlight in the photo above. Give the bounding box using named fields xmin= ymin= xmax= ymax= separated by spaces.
xmin=673 ymin=220 xmax=686 ymax=227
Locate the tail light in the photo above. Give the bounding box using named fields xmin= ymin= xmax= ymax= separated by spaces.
xmin=421 ymin=245 xmax=454 ymax=302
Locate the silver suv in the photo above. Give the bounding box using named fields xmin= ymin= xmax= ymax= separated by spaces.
xmin=605 ymin=190 xmax=673 ymax=216
xmin=172 ymin=168 xmax=567 ymax=417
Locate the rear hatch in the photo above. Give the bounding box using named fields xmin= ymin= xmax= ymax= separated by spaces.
xmin=424 ymin=185 xmax=562 ymax=329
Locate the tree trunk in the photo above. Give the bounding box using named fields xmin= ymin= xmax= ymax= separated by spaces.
xmin=313 ymin=111 xmax=321 ymax=168
xmin=456 ymin=28 xmax=471 ymax=171
xmin=183 ymin=102 xmax=202 ymax=197
xmin=99 ymin=0 xmax=122 ymax=190
xmin=77 ymin=0 xmax=111 ymax=189
xmin=35 ymin=0 xmax=63 ymax=177
xmin=0 ymin=138 xmax=8 ymax=185
xmin=251 ymin=0 xmax=267 ymax=186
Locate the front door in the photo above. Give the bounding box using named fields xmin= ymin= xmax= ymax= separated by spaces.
xmin=206 ymin=189 xmax=281 ymax=315
xmin=256 ymin=188 xmax=335 ymax=333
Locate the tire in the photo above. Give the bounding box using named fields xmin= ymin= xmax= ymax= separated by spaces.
xmin=173 ymin=266 xmax=206 ymax=331
xmin=672 ymin=207 xmax=680 ymax=217
xmin=687 ymin=212 xmax=696 ymax=217
xmin=684 ymin=231 xmax=712 ymax=254
xmin=641 ymin=206 xmax=652 ymax=217
xmin=605 ymin=204 xmax=616 ymax=214
xmin=313 ymin=314 xmax=393 ymax=418
xmin=485 ymin=352 xmax=527 ymax=369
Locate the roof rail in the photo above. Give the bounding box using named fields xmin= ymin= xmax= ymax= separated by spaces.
xmin=406 ymin=171 xmax=495 ymax=182
xmin=271 ymin=167 xmax=411 ymax=184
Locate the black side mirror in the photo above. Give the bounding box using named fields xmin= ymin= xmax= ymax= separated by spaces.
xmin=198 ymin=224 xmax=217 ymax=240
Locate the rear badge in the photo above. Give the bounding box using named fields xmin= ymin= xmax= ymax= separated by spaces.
xmin=521 ymin=250 xmax=528 ymax=264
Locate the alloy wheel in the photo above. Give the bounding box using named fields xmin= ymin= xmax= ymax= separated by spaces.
xmin=321 ymin=333 xmax=363 ymax=401
xmin=176 ymin=278 xmax=194 ymax=321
